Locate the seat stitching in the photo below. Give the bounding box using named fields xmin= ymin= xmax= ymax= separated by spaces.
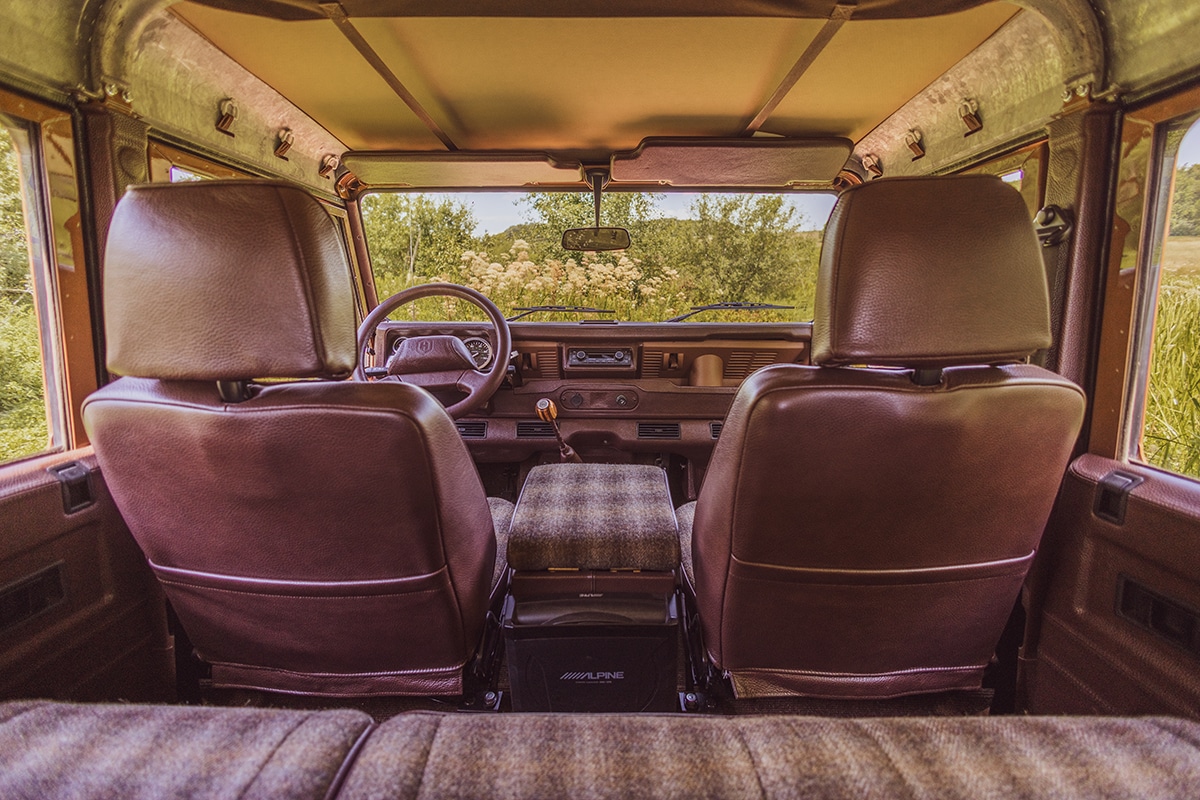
xmin=413 ymin=713 xmax=444 ymax=800
xmin=323 ymin=720 xmax=377 ymax=800
xmin=849 ymin=720 xmax=921 ymax=800
xmin=1146 ymin=718 xmax=1200 ymax=752
xmin=236 ymin=712 xmax=312 ymax=800
xmin=730 ymin=722 xmax=769 ymax=800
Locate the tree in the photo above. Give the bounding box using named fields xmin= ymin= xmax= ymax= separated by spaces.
xmin=360 ymin=193 xmax=479 ymax=296
xmin=516 ymin=192 xmax=661 ymax=261
xmin=1171 ymin=163 xmax=1200 ymax=237
xmin=678 ymin=194 xmax=820 ymax=314
xmin=1 ymin=126 xmax=30 ymax=300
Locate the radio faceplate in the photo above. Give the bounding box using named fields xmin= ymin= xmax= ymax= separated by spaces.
xmin=564 ymin=347 xmax=638 ymax=374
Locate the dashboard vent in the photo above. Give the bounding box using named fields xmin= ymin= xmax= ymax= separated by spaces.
xmin=642 ymin=348 xmax=664 ymax=377
xmin=517 ymin=421 xmax=556 ymax=438
xmin=638 ymin=422 xmax=681 ymax=440
xmin=531 ymin=349 xmax=559 ymax=378
xmin=724 ymin=350 xmax=777 ymax=380
xmin=455 ymin=421 xmax=487 ymax=439
xmin=710 ymin=422 xmax=723 ymax=439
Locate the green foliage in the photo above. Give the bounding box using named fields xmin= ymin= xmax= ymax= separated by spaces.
xmin=360 ymin=193 xmax=478 ymax=298
xmin=1171 ymin=163 xmax=1200 ymax=237
xmin=0 ymin=299 xmax=49 ymax=460
xmin=1143 ymin=268 xmax=1200 ymax=477
xmin=1 ymin=126 xmax=31 ymax=299
xmin=0 ymin=123 xmax=49 ymax=463
xmin=673 ymin=194 xmax=819 ymax=318
xmin=359 ymin=190 xmax=821 ymax=322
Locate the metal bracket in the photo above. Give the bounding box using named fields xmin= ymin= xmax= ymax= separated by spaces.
xmin=1034 ymin=205 xmax=1073 ymax=248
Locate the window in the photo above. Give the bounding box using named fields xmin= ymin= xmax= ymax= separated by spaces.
xmin=360 ymin=190 xmax=837 ymax=323
xmin=1129 ymin=113 xmax=1200 ymax=478
xmin=962 ymin=142 xmax=1046 ymax=215
xmin=0 ymin=114 xmax=64 ymax=464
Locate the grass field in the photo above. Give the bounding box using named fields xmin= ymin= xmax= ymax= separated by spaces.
xmin=1142 ymin=236 xmax=1200 ymax=477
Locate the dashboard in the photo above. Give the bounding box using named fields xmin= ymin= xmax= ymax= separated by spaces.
xmin=373 ymin=321 xmax=811 ymax=494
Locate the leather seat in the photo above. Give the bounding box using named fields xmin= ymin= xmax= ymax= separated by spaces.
xmin=679 ymin=175 xmax=1086 ymax=699
xmin=83 ymin=180 xmax=511 ymax=697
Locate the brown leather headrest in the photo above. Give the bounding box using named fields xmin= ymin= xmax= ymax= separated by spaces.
xmin=812 ymin=175 xmax=1050 ymax=368
xmin=104 ymin=180 xmax=357 ymax=381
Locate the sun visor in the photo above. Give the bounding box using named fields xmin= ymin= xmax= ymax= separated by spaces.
xmin=610 ymin=137 xmax=852 ymax=188
xmin=343 ymin=153 xmax=584 ymax=188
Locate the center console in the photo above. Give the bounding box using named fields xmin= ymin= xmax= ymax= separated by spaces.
xmin=502 ymin=463 xmax=680 ymax=712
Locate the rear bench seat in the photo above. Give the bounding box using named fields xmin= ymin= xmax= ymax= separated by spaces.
xmin=3 ymin=701 xmax=1199 ymax=799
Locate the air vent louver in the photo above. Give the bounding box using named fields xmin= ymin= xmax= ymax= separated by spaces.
xmin=455 ymin=421 xmax=487 ymax=438
xmin=710 ymin=422 xmax=723 ymax=439
xmin=532 ymin=349 xmax=559 ymax=378
xmin=642 ymin=348 xmax=664 ymax=377
xmin=638 ymin=422 xmax=681 ymax=439
xmin=723 ymin=350 xmax=777 ymax=380
xmin=517 ymin=421 xmax=556 ymax=438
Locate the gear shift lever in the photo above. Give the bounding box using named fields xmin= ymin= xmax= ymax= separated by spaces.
xmin=536 ymin=398 xmax=582 ymax=463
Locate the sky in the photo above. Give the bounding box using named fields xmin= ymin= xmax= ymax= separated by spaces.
xmin=1180 ymin=121 xmax=1200 ymax=167
xmin=446 ymin=191 xmax=839 ymax=236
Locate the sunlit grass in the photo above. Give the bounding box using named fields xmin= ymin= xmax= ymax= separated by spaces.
xmin=0 ymin=299 xmax=49 ymax=462
xmin=1142 ymin=246 xmax=1200 ymax=477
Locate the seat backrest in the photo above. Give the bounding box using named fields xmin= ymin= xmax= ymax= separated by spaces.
xmin=83 ymin=181 xmax=496 ymax=696
xmin=690 ymin=175 xmax=1086 ymax=699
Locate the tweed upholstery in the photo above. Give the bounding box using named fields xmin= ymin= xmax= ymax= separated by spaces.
xmin=507 ymin=464 xmax=679 ymax=570
xmin=342 ymin=712 xmax=1200 ymax=799
xmin=488 ymin=496 xmax=515 ymax=588
xmin=4 ymin=702 xmax=1200 ymax=798
xmin=0 ymin=701 xmax=372 ymax=800
xmin=676 ymin=500 xmax=696 ymax=587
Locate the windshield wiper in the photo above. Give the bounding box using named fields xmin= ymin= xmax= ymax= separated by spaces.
xmin=507 ymin=305 xmax=616 ymax=322
xmin=665 ymin=301 xmax=795 ymax=322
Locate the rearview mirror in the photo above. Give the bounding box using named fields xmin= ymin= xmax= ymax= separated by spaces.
xmin=561 ymin=227 xmax=631 ymax=251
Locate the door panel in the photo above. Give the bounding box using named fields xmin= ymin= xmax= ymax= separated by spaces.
xmin=0 ymin=449 xmax=174 ymax=701
xmin=1029 ymin=453 xmax=1200 ymax=716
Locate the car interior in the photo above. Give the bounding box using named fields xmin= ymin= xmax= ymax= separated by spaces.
xmin=2 ymin=0 xmax=1200 ymax=797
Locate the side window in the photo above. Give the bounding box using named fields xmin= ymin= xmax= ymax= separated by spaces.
xmin=1 ymin=115 xmax=64 ymax=464
xmin=1129 ymin=113 xmax=1200 ymax=478
xmin=963 ymin=142 xmax=1047 ymax=215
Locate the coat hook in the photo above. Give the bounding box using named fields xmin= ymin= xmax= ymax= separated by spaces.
xmin=216 ymin=99 xmax=238 ymax=136
xmin=274 ymin=128 xmax=295 ymax=159
xmin=960 ymin=99 xmax=983 ymax=136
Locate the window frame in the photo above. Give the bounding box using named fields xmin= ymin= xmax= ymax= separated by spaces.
xmin=1092 ymin=81 xmax=1200 ymax=477
xmin=0 ymin=88 xmax=84 ymax=464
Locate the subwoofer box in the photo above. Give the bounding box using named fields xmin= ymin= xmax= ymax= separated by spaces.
xmin=503 ymin=575 xmax=678 ymax=712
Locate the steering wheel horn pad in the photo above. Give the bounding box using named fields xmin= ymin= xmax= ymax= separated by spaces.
xmin=354 ymin=283 xmax=512 ymax=419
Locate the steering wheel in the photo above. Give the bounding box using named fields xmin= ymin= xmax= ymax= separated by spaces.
xmin=354 ymin=283 xmax=512 ymax=419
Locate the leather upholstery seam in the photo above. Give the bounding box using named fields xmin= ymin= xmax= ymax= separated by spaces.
xmin=731 ymin=664 xmax=984 ymax=680
xmin=158 ymin=579 xmax=443 ymax=601
xmin=216 ymin=662 xmax=467 ymax=679
xmin=151 ymin=560 xmax=446 ymax=591
xmin=727 ymin=551 xmax=1035 ymax=581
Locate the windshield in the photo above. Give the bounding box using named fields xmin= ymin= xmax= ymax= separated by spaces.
xmin=361 ymin=191 xmax=836 ymax=323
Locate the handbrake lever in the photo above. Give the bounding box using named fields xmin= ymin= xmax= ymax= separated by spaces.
xmin=536 ymin=398 xmax=583 ymax=463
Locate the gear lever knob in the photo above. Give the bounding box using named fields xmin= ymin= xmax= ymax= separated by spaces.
xmin=535 ymin=397 xmax=581 ymax=463
xmin=535 ymin=397 xmax=558 ymax=422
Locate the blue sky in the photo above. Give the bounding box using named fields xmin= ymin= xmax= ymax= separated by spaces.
xmin=1181 ymin=121 xmax=1200 ymax=167
xmin=448 ymin=191 xmax=839 ymax=236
